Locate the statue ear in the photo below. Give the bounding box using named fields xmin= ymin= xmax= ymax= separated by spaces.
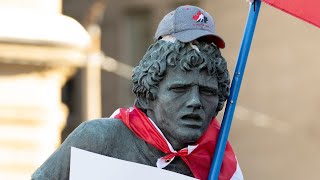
xmin=136 ymin=90 xmax=157 ymax=111
xmin=137 ymin=96 xmax=151 ymax=110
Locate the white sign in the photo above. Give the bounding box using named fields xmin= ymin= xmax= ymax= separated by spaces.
xmin=70 ymin=147 xmax=198 ymax=180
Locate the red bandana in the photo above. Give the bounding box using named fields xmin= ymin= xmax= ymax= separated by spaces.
xmin=113 ymin=106 xmax=237 ymax=180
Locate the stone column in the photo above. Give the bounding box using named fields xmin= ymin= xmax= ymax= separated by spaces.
xmin=0 ymin=0 xmax=90 ymax=179
xmin=0 ymin=66 xmax=74 ymax=179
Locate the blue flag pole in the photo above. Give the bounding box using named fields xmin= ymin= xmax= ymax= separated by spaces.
xmin=208 ymin=0 xmax=261 ymax=179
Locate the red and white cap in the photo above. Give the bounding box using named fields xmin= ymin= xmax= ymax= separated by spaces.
xmin=154 ymin=5 xmax=225 ymax=48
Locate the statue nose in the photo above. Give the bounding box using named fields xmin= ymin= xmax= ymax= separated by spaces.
xmin=186 ymin=86 xmax=202 ymax=109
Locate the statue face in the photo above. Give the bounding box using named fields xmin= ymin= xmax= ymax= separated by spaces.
xmin=147 ymin=67 xmax=219 ymax=149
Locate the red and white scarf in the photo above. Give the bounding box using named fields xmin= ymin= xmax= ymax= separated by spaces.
xmin=111 ymin=106 xmax=243 ymax=180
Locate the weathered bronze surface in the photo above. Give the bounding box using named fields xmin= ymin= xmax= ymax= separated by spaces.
xmin=32 ymin=33 xmax=230 ymax=180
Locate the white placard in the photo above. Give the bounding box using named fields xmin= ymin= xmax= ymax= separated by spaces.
xmin=70 ymin=147 xmax=197 ymax=180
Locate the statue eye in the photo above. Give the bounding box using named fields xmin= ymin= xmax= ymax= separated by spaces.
xmin=200 ymin=87 xmax=217 ymax=96
xmin=168 ymin=85 xmax=187 ymax=93
xmin=170 ymin=86 xmax=187 ymax=93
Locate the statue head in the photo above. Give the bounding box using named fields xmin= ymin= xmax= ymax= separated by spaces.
xmin=132 ymin=39 xmax=230 ymax=149
xmin=131 ymin=5 xmax=229 ymax=149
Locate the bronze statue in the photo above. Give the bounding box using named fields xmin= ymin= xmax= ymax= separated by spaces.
xmin=32 ymin=5 xmax=243 ymax=180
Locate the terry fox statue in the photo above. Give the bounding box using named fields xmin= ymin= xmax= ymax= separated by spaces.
xmin=32 ymin=5 xmax=243 ymax=180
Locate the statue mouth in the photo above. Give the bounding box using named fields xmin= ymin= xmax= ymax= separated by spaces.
xmin=181 ymin=113 xmax=203 ymax=128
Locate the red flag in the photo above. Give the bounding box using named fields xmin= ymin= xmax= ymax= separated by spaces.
xmin=262 ymin=0 xmax=320 ymax=28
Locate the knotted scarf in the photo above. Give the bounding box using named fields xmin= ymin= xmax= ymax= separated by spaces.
xmin=113 ymin=106 xmax=238 ymax=180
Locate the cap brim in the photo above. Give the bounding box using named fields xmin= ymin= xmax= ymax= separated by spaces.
xmin=173 ymin=29 xmax=225 ymax=49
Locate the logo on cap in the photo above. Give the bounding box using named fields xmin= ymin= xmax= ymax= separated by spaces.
xmin=192 ymin=11 xmax=208 ymax=23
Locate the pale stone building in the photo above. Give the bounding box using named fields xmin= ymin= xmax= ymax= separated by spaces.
xmin=0 ymin=0 xmax=93 ymax=179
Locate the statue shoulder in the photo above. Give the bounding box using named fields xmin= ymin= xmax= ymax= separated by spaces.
xmin=73 ymin=117 xmax=127 ymax=143
xmin=31 ymin=118 xmax=128 ymax=180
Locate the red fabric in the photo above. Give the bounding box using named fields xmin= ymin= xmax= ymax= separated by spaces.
xmin=161 ymin=148 xmax=188 ymax=162
xmin=262 ymin=0 xmax=320 ymax=28
xmin=114 ymin=106 xmax=237 ymax=180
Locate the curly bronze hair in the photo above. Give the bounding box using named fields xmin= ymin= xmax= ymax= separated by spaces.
xmin=132 ymin=40 xmax=230 ymax=115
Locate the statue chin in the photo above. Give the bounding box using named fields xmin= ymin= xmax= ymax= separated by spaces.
xmin=168 ymin=128 xmax=204 ymax=149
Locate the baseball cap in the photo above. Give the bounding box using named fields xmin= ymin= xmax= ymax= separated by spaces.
xmin=154 ymin=5 xmax=225 ymax=49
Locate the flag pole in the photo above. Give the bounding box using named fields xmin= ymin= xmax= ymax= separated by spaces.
xmin=208 ymin=0 xmax=261 ymax=179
